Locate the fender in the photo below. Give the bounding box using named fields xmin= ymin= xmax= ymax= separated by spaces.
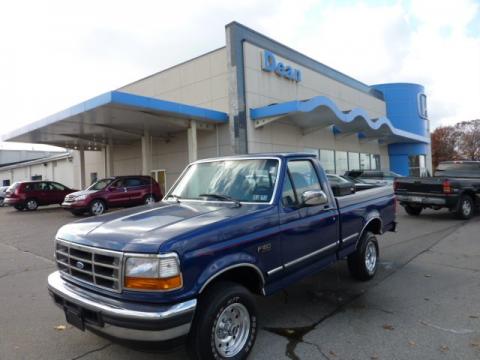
xmin=355 ymin=211 xmax=383 ymax=248
xmin=197 ymin=253 xmax=265 ymax=294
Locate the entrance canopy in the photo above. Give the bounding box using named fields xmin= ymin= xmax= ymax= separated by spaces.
xmin=250 ymin=96 xmax=429 ymax=144
xmin=1 ymin=91 xmax=229 ymax=148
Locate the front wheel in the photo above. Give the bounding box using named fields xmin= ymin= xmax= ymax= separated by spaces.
xmin=188 ymin=281 xmax=258 ymax=360
xmin=404 ymin=205 xmax=422 ymax=216
xmin=347 ymin=232 xmax=379 ymax=281
xmin=89 ymin=199 xmax=106 ymax=216
xmin=456 ymin=195 xmax=474 ymax=219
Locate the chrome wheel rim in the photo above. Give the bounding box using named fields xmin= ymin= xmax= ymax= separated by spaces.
xmin=145 ymin=196 xmax=155 ymax=205
xmin=27 ymin=200 xmax=37 ymax=210
xmin=91 ymin=201 xmax=104 ymax=215
xmin=214 ymin=303 xmax=250 ymax=358
xmin=365 ymin=242 xmax=377 ymax=274
xmin=462 ymin=200 xmax=472 ymax=216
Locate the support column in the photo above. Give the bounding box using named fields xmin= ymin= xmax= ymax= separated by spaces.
xmin=141 ymin=129 xmax=152 ymax=176
xmin=188 ymin=120 xmax=198 ymax=163
xmin=79 ymin=147 xmax=86 ymax=189
xmin=105 ymin=141 xmax=114 ymax=177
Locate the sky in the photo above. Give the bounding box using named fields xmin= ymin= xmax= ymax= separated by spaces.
xmin=0 ymin=0 xmax=479 ymax=150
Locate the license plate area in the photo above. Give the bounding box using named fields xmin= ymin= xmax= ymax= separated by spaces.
xmin=65 ymin=307 xmax=85 ymax=331
xmin=410 ymin=196 xmax=423 ymax=203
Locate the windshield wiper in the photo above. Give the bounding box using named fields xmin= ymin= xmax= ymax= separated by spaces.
xmin=165 ymin=194 xmax=182 ymax=203
xmin=198 ymin=193 xmax=241 ymax=207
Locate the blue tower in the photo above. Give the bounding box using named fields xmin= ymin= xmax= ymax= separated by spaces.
xmin=373 ymin=83 xmax=430 ymax=176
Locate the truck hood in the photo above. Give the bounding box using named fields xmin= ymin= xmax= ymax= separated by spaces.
xmin=56 ymin=201 xmax=265 ymax=253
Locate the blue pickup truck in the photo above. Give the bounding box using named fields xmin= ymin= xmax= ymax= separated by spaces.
xmin=48 ymin=153 xmax=396 ymax=359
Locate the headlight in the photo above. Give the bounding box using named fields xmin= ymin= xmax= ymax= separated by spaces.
xmin=75 ymin=194 xmax=87 ymax=201
xmin=124 ymin=254 xmax=182 ymax=291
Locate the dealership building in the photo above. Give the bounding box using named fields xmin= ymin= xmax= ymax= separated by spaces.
xmin=0 ymin=22 xmax=431 ymax=192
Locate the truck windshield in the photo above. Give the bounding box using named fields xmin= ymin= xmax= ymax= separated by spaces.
xmin=169 ymin=159 xmax=280 ymax=203
xmin=435 ymin=162 xmax=480 ymax=177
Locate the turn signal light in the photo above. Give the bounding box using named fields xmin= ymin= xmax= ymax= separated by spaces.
xmin=443 ymin=180 xmax=451 ymax=193
xmin=124 ymin=275 xmax=182 ymax=291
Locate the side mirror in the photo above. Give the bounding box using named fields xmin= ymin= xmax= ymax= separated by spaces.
xmin=301 ymin=190 xmax=329 ymax=206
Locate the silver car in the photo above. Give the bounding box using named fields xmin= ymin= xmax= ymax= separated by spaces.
xmin=0 ymin=186 xmax=9 ymax=207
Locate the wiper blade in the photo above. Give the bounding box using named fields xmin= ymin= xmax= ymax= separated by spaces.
xmin=165 ymin=194 xmax=181 ymax=203
xmin=198 ymin=193 xmax=241 ymax=207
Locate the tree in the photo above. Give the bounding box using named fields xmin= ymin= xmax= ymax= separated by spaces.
xmin=431 ymin=125 xmax=458 ymax=169
xmin=455 ymin=119 xmax=480 ymax=161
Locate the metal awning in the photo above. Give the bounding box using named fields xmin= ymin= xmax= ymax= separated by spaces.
xmin=1 ymin=91 xmax=229 ymax=149
xmin=250 ymin=96 xmax=430 ymax=144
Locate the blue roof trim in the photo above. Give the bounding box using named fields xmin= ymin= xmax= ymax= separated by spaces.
xmin=250 ymin=96 xmax=430 ymax=144
xmin=2 ymin=91 xmax=228 ymax=142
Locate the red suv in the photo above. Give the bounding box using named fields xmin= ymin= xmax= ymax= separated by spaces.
xmin=5 ymin=181 xmax=77 ymax=211
xmin=61 ymin=175 xmax=162 ymax=216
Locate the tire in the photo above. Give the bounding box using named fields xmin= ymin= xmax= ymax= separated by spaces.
xmin=25 ymin=198 xmax=38 ymax=211
xmin=89 ymin=199 xmax=106 ymax=216
xmin=14 ymin=204 xmax=24 ymax=211
xmin=455 ymin=194 xmax=474 ymax=219
xmin=404 ymin=204 xmax=422 ymax=216
xmin=188 ymin=281 xmax=258 ymax=360
xmin=143 ymin=194 xmax=156 ymax=205
xmin=0 ymin=197 xmax=4 ymax=207
xmin=347 ymin=232 xmax=379 ymax=281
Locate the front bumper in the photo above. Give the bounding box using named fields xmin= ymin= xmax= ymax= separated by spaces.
xmin=61 ymin=200 xmax=87 ymax=209
xmin=47 ymin=271 xmax=196 ymax=342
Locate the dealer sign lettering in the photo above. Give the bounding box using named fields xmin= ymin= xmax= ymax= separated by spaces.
xmin=261 ymin=50 xmax=302 ymax=82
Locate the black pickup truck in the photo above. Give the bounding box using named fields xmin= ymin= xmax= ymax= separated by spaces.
xmin=395 ymin=161 xmax=480 ymax=219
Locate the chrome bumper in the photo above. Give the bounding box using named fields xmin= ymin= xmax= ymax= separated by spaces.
xmin=396 ymin=195 xmax=447 ymax=205
xmin=47 ymin=271 xmax=196 ymax=342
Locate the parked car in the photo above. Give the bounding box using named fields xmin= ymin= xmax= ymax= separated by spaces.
xmin=4 ymin=181 xmax=77 ymax=211
xmin=61 ymin=175 xmax=162 ymax=216
xmin=48 ymin=153 xmax=396 ymax=359
xmin=345 ymin=170 xmax=403 ymax=186
xmin=0 ymin=186 xmax=9 ymax=207
xmin=327 ymin=174 xmax=378 ymax=191
xmin=395 ymin=160 xmax=480 ymax=219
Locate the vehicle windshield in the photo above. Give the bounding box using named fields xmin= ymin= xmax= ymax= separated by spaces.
xmin=169 ymin=159 xmax=280 ymax=203
xmin=88 ymin=178 xmax=113 ymax=191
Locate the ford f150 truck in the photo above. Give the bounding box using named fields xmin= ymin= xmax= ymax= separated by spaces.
xmin=47 ymin=153 xmax=396 ymax=360
xmin=395 ymin=161 xmax=480 ymax=219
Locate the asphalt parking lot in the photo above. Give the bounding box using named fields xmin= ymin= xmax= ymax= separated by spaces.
xmin=0 ymin=205 xmax=479 ymax=360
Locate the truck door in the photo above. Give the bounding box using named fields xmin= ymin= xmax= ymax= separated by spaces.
xmin=279 ymin=159 xmax=338 ymax=270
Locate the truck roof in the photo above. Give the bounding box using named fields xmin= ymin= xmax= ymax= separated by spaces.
xmin=195 ymin=152 xmax=317 ymax=163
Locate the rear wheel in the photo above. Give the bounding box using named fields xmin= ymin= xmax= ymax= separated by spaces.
xmin=188 ymin=281 xmax=257 ymax=360
xmin=143 ymin=194 xmax=156 ymax=205
xmin=89 ymin=199 xmax=105 ymax=216
xmin=404 ymin=204 xmax=422 ymax=216
xmin=25 ymin=198 xmax=38 ymax=211
xmin=348 ymin=232 xmax=379 ymax=281
xmin=456 ymin=194 xmax=474 ymax=219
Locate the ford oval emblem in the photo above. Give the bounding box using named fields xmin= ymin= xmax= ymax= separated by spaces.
xmin=76 ymin=261 xmax=85 ymax=270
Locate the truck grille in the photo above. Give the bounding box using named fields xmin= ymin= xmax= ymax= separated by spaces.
xmin=55 ymin=239 xmax=123 ymax=293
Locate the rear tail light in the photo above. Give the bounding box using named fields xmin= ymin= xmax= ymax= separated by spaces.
xmin=443 ymin=180 xmax=451 ymax=193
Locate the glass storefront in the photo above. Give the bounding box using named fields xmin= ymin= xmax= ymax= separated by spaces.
xmin=348 ymin=152 xmax=360 ymax=171
xmin=319 ymin=149 xmax=335 ymax=173
xmin=408 ymin=154 xmax=427 ymax=177
xmin=335 ymin=151 xmax=348 ymax=174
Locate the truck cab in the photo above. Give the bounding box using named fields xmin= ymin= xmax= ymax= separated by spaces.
xmin=48 ymin=153 xmax=396 ymax=359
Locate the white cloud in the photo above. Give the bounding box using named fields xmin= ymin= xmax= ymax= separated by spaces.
xmin=0 ymin=0 xmax=478 ymax=145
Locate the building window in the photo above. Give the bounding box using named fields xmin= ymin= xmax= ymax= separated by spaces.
xmin=335 ymin=151 xmax=348 ymax=174
xmin=409 ymin=155 xmax=427 ymax=177
xmin=319 ymin=149 xmax=335 ymax=174
xmin=418 ymin=93 xmax=428 ymax=119
xmin=371 ymin=154 xmax=380 ymax=170
xmin=31 ymin=175 xmax=42 ymax=180
xmin=360 ymin=153 xmax=370 ymax=170
xmin=348 ymin=152 xmax=360 ymax=170
xmin=2 ymin=180 xmax=10 ymax=186
xmin=90 ymin=172 xmax=98 ymax=184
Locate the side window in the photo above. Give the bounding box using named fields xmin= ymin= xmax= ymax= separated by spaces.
xmin=125 ymin=178 xmax=142 ymax=187
xmin=110 ymin=179 xmax=125 ymax=188
xmin=288 ymin=160 xmax=322 ymax=201
xmin=281 ymin=173 xmax=297 ymax=207
xmin=51 ymin=182 xmax=65 ymax=191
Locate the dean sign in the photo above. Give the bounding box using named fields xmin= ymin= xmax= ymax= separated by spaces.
xmin=261 ymin=50 xmax=302 ymax=82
